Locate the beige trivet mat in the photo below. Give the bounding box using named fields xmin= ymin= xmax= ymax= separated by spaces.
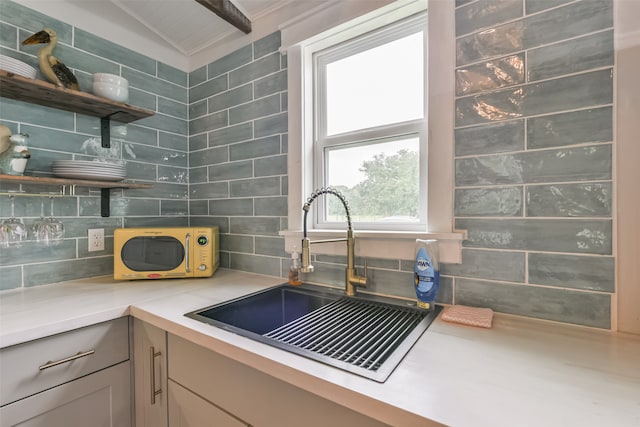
xmin=441 ymin=305 xmax=494 ymax=328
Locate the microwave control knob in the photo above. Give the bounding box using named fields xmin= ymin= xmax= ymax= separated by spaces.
xmin=199 ymin=264 xmax=207 ymax=271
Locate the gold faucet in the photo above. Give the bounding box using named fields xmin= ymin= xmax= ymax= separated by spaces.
xmin=300 ymin=188 xmax=367 ymax=296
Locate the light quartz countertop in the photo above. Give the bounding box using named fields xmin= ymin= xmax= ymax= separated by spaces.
xmin=1 ymin=268 xmax=639 ymax=426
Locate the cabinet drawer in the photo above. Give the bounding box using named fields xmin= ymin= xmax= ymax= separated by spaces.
xmin=0 ymin=316 xmax=129 ymax=406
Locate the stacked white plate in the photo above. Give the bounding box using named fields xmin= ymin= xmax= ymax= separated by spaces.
xmin=53 ymin=160 xmax=126 ymax=182
xmin=0 ymin=54 xmax=37 ymax=79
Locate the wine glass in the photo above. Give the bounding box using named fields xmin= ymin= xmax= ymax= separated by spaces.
xmin=40 ymin=197 xmax=64 ymax=245
xmin=31 ymin=198 xmax=55 ymax=244
xmin=0 ymin=195 xmax=28 ymax=248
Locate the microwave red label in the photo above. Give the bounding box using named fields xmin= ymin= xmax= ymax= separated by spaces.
xmin=147 ymin=273 xmax=162 ymax=279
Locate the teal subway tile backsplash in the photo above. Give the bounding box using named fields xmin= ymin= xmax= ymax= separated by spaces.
xmin=441 ymin=249 xmax=525 ymax=283
xmin=189 ymin=65 xmax=207 ymax=86
xmin=0 ymin=266 xmax=21 ymax=291
xmin=455 ymin=145 xmax=611 ymax=186
xmin=209 ymin=199 xmax=254 ymax=216
xmin=456 ymin=218 xmax=612 ymax=254
xmin=229 ymin=177 xmax=281 ymax=197
xmin=255 ymin=236 xmax=286 ymax=258
xmin=229 ymin=53 xmax=281 ymax=88
xmin=190 ymin=74 xmax=228 ymax=103
xmin=254 ymin=112 xmax=288 ymax=138
xmin=455 ymin=53 xmax=524 ymax=96
xmin=208 ymin=84 xmax=253 ymax=113
xmin=526 ymin=183 xmax=611 ymax=217
xmin=24 ymin=257 xmax=114 ymax=287
xmin=455 ymin=0 xmax=522 ymax=37
xmin=526 ymin=107 xmax=612 ymax=149
xmin=190 ymin=182 xmax=229 ymax=199
xmin=229 ymin=136 xmax=281 ymax=161
xmin=454 ymin=187 xmax=522 ymax=217
xmin=75 ymin=28 xmax=156 ymax=75
xmin=189 ymin=110 xmax=228 ymax=135
xmin=208 ymin=44 xmax=253 ymax=79
xmin=527 ymin=30 xmax=613 ymax=82
xmin=255 ymin=70 xmax=287 ymax=98
xmin=208 ymin=161 xmax=253 ymax=181
xmin=455 ymin=120 xmax=524 ymax=156
xmin=229 ymin=93 xmax=280 ymax=125
xmin=254 ymin=196 xmax=287 ymax=216
xmin=456 ymin=278 xmax=611 ymax=329
xmin=1 ymin=98 xmax=75 ymax=130
xmin=158 ymin=62 xmax=188 ymax=86
xmin=522 ymin=0 xmax=612 ymax=49
xmin=221 ymin=234 xmax=254 ymax=253
xmin=158 ymin=97 xmax=188 ymax=119
xmin=229 ymin=252 xmax=281 ymax=277
xmin=230 ymin=217 xmax=281 ymax=236
xmin=456 ymin=20 xmax=524 ymax=66
xmin=189 ymin=145 xmax=228 ymax=168
xmin=528 ymin=253 xmax=614 ymax=292
xmin=0 ymin=21 xmax=17 ymax=47
xmin=456 ymin=70 xmax=613 ymax=127
xmin=524 ymin=0 xmax=573 ymax=14
xmin=254 ymin=155 xmax=287 ymax=177
xmin=254 ymin=32 xmax=282 ymax=59
xmin=209 ymin=122 xmax=254 ymax=147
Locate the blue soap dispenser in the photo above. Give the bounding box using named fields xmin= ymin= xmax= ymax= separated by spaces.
xmin=414 ymin=239 xmax=440 ymax=310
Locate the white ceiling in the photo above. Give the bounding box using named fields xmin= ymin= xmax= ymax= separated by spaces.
xmin=108 ymin=0 xmax=290 ymax=56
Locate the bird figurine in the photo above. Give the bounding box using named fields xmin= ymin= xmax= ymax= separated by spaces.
xmin=22 ymin=28 xmax=79 ymax=90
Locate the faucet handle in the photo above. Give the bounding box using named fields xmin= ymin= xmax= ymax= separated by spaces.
xmin=301 ymin=237 xmax=314 ymax=273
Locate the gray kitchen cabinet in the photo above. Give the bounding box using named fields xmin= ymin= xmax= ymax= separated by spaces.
xmin=168 ymin=378 xmax=250 ymax=427
xmin=0 ymin=361 xmax=131 ymax=427
xmin=133 ymin=318 xmax=168 ymax=427
xmin=167 ymin=333 xmax=389 ymax=427
xmin=0 ymin=317 xmax=132 ymax=426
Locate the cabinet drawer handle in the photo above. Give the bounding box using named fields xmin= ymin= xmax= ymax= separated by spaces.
xmin=150 ymin=346 xmax=162 ymax=404
xmin=39 ymin=350 xmax=95 ymax=371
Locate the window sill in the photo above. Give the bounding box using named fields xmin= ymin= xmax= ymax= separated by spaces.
xmin=279 ymin=229 xmax=466 ymax=264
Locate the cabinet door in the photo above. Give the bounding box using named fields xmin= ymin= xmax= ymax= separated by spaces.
xmin=0 ymin=361 xmax=131 ymax=427
xmin=133 ymin=318 xmax=168 ymax=427
xmin=168 ymin=379 xmax=249 ymax=427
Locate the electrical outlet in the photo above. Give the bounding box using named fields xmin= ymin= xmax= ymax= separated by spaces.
xmin=88 ymin=228 xmax=105 ymax=252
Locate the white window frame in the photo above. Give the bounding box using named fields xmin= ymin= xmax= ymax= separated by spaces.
xmin=279 ymin=0 xmax=464 ymax=263
xmin=313 ymin=14 xmax=427 ymax=231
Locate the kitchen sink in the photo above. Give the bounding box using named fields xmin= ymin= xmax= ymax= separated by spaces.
xmin=186 ymin=283 xmax=441 ymax=382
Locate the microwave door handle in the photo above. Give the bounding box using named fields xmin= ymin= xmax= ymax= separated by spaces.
xmin=185 ymin=233 xmax=191 ymax=273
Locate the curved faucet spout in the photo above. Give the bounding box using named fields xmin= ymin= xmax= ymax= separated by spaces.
xmin=302 ymin=187 xmax=352 ymax=238
xmin=301 ymin=187 xmax=366 ymax=296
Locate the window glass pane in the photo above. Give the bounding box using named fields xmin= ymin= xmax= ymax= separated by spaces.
xmin=325 ymin=137 xmax=420 ymax=223
xmin=325 ymin=31 xmax=424 ymax=136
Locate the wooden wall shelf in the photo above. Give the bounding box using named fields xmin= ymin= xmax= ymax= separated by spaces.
xmin=0 ymin=70 xmax=154 ymax=123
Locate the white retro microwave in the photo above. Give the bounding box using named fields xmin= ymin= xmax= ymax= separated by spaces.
xmin=114 ymin=227 xmax=219 ymax=280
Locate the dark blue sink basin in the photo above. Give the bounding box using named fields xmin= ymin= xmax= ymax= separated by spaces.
xmin=186 ymin=283 xmax=440 ymax=382
xmin=187 ymin=284 xmax=339 ymax=335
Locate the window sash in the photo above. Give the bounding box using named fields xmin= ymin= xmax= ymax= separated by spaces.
xmin=312 ymin=13 xmax=427 ymax=231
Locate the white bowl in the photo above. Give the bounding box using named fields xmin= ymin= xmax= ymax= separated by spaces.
xmin=92 ymin=73 xmax=128 ymax=87
xmin=92 ymin=82 xmax=129 ymax=103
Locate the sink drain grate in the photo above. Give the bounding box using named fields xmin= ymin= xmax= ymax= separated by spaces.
xmin=264 ymin=297 xmax=427 ymax=372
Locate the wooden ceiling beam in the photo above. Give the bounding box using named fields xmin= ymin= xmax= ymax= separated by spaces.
xmin=195 ymin=0 xmax=252 ymax=34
